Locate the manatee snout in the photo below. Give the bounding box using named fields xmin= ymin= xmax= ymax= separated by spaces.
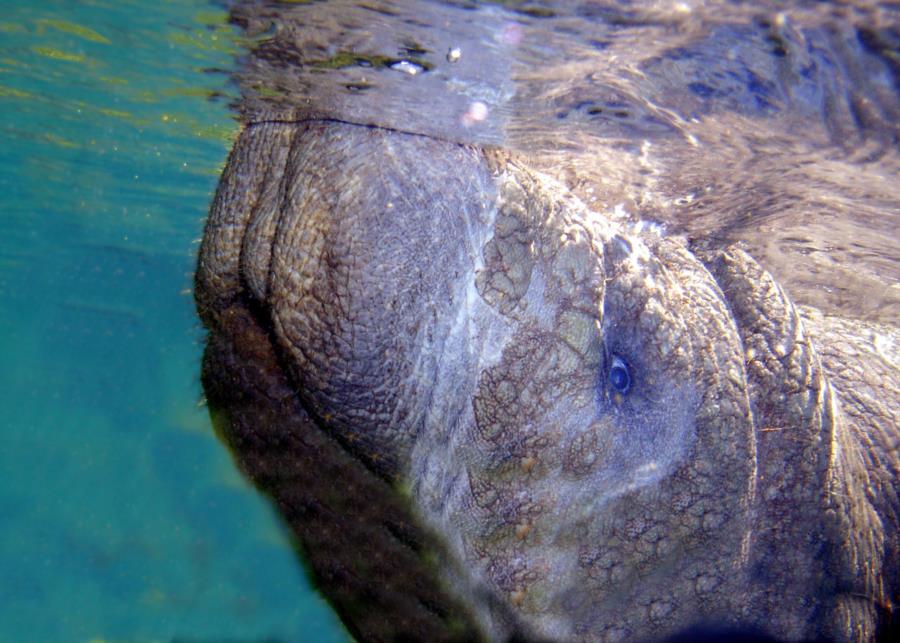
xmin=196 ymin=119 xmax=898 ymax=642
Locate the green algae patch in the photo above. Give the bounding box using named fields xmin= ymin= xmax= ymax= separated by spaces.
xmin=251 ymin=83 xmax=285 ymax=99
xmin=193 ymin=10 xmax=230 ymax=26
xmin=0 ymin=56 xmax=28 ymax=70
xmin=98 ymin=107 xmax=132 ymax=119
xmin=36 ymin=19 xmax=111 ymax=44
xmin=31 ymin=46 xmax=86 ymax=63
xmin=42 ymin=132 xmax=79 ymax=149
xmin=193 ymin=122 xmax=239 ymax=146
xmin=163 ymin=86 xmax=221 ymax=100
xmin=310 ymin=50 xmax=434 ymax=72
xmin=168 ymin=28 xmax=239 ymax=56
xmin=0 ymin=85 xmax=31 ymax=99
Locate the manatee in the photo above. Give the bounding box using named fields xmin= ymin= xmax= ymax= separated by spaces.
xmin=194 ymin=2 xmax=899 ymax=641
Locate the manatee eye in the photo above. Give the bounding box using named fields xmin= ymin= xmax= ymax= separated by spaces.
xmin=609 ymin=355 xmax=631 ymax=394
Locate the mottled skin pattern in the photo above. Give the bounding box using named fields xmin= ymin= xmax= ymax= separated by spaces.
xmin=195 ymin=119 xmax=899 ymax=642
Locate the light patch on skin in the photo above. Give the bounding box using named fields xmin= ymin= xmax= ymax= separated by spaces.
xmin=564 ymin=384 xmax=699 ymax=513
xmin=413 ymin=187 xmax=512 ymax=471
xmin=464 ymin=195 xmax=517 ymax=370
xmin=640 ymin=139 xmax=654 ymax=168
xmin=873 ymin=331 xmax=897 ymax=369
xmin=635 ymin=461 xmax=660 ymax=476
xmin=631 ymin=219 xmax=666 ymax=237
xmin=408 ymin=190 xmax=519 ymax=640
xmin=446 ymin=257 xmax=512 ymax=375
xmin=614 ymin=232 xmax=653 ymax=275
xmin=521 ymin=266 xmax=554 ymax=330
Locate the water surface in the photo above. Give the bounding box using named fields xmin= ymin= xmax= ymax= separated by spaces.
xmin=235 ymin=0 xmax=899 ymax=324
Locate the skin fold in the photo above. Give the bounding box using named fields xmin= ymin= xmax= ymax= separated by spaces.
xmin=195 ymin=119 xmax=898 ymax=642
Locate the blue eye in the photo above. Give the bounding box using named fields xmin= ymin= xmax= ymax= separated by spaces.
xmin=609 ymin=356 xmax=631 ymax=394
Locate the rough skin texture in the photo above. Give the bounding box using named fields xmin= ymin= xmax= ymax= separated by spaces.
xmin=195 ymin=120 xmax=899 ymax=642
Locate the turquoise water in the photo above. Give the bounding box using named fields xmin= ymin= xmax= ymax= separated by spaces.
xmin=0 ymin=1 xmax=348 ymax=640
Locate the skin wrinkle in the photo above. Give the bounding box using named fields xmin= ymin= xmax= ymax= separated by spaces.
xmin=239 ymin=122 xmax=298 ymax=303
xmin=704 ymin=248 xmax=892 ymax=640
xmin=195 ymin=119 xmax=899 ymax=642
xmin=801 ymin=306 xmax=900 ymax=607
xmin=196 ymin=121 xmax=296 ymax=321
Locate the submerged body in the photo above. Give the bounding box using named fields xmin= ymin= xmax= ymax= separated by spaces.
xmin=195 ymin=2 xmax=899 ymax=641
xmin=196 ymin=120 xmax=898 ymax=642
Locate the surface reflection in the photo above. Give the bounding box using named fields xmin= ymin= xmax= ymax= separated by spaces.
xmin=233 ymin=0 xmax=898 ymax=323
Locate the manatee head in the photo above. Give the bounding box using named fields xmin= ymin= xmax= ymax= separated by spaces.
xmin=401 ymin=140 xmax=760 ymax=641
xmin=195 ymin=119 xmax=883 ymax=642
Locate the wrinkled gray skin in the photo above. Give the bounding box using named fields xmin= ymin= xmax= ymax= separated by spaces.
xmin=195 ymin=118 xmax=898 ymax=642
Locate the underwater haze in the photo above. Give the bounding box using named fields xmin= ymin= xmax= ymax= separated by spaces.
xmin=2 ymin=0 xmax=898 ymax=641
xmin=0 ymin=1 xmax=349 ymax=640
